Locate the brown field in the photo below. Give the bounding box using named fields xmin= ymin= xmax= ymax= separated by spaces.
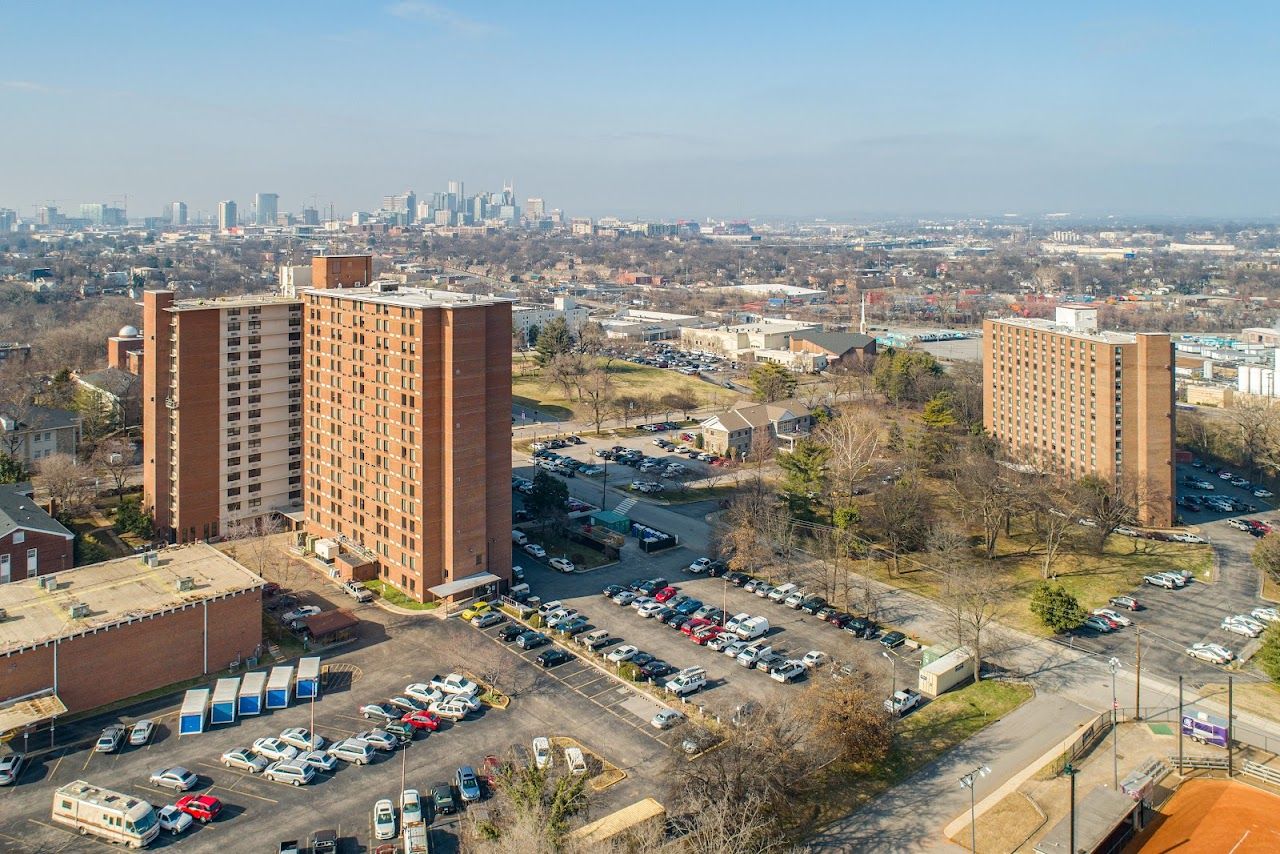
xmin=1132 ymin=779 xmax=1280 ymax=853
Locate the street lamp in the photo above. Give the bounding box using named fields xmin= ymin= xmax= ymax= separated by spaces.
xmin=882 ymin=650 xmax=897 ymax=695
xmin=1063 ymin=762 xmax=1080 ymax=854
xmin=1109 ymin=657 xmax=1120 ymax=790
xmin=959 ymin=764 xmax=990 ymax=853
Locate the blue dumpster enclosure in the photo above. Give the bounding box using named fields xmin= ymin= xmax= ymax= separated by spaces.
xmin=179 ymin=689 xmax=210 ymax=735
xmin=266 ymin=666 xmax=294 ymax=710
xmin=210 ymin=677 xmax=241 ymax=725
xmin=296 ymin=657 xmax=321 ymax=700
xmin=238 ymin=671 xmax=266 ymax=716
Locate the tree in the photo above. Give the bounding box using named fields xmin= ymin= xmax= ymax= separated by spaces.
xmin=1251 ymin=535 xmax=1280 ymax=587
xmin=544 ymin=351 xmax=587 ymax=401
xmin=921 ymin=391 xmax=957 ymax=430
xmin=534 ymin=317 xmax=574 ymax=366
xmin=576 ymin=320 xmax=605 ymax=354
xmin=74 ymin=532 xmax=110 ymax=565
xmin=777 ymin=438 xmax=829 ymax=497
xmin=113 ymin=495 xmax=153 ymax=539
xmin=465 ymin=762 xmax=589 ymax=854
xmin=817 ymin=408 xmax=880 ymax=505
xmin=73 ymin=385 xmax=115 ymax=443
xmin=885 ymin=421 xmax=904 ymax=452
xmin=0 ymin=452 xmax=27 ymax=484
xmin=1257 ymin=625 xmax=1280 ymax=684
xmin=951 ymin=452 xmax=1016 ymax=559
xmin=863 ymin=477 xmax=932 ymax=575
xmin=1073 ymin=475 xmax=1136 ymax=554
xmin=524 ymin=323 xmax=540 ymax=350
xmin=721 ymin=489 xmax=783 ymax=578
xmin=91 ymin=438 xmax=132 ymax=494
xmin=222 ymin=516 xmax=285 ymax=581
xmin=660 ymin=391 xmax=699 ymax=421
xmin=1030 ymin=582 xmax=1086 ymax=633
xmin=938 ymin=559 xmax=1005 ymax=682
xmin=609 ymin=394 xmax=641 ymax=427
xmin=803 ymin=674 xmax=895 ymax=765
xmin=872 ymin=348 xmax=942 ymax=404
xmin=527 ymin=470 xmax=569 ymax=533
xmin=578 ymin=367 xmax=615 ymax=436
xmin=35 ymin=453 xmax=92 ymax=518
xmin=748 ymin=362 xmax=797 ymax=403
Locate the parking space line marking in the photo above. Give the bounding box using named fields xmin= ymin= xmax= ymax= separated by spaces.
xmin=207 ymin=783 xmax=278 ymax=804
xmin=28 ymin=818 xmax=117 ymax=849
xmin=132 ymin=783 xmax=176 ymax=797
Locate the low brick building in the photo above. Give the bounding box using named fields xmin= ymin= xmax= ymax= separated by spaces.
xmin=0 ymin=484 xmax=74 ymax=583
xmin=0 ymin=543 xmax=264 ymax=714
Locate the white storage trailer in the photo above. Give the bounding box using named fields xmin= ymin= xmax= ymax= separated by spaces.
xmin=917 ymin=647 xmax=973 ymax=699
xmin=210 ymin=677 xmax=241 ymax=725
xmin=266 ymin=665 xmax=295 ymax=710
xmin=296 ymin=656 xmax=322 ymax=700
xmin=178 ymin=688 xmax=210 ymax=735
xmin=238 ymin=670 xmax=267 ymax=716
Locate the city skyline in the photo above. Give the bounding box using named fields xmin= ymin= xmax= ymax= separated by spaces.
xmin=2 ymin=2 xmax=1279 ymax=220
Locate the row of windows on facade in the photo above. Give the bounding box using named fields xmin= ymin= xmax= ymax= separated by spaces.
xmin=304 ymin=507 xmax=419 ymax=573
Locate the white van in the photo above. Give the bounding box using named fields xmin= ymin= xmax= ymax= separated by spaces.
xmin=532 ymin=737 xmax=552 ymax=769
xmin=564 ymin=747 xmax=587 ymax=775
xmin=512 ymin=530 xmax=529 ymax=546
xmin=768 ymin=583 xmax=798 ymax=603
xmin=735 ymin=616 xmax=770 ymax=640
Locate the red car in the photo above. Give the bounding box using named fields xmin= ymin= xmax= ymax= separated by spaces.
xmin=692 ymin=625 xmax=724 ymax=645
xmin=680 ymin=617 xmax=714 ymax=637
xmin=654 ymin=586 xmax=678 ymax=603
xmin=481 ymin=754 xmax=504 ymax=782
xmin=175 ymin=794 xmax=222 ymax=823
xmin=401 ymin=710 xmax=441 ymax=731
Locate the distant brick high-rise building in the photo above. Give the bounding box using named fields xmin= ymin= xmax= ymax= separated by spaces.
xmin=983 ymin=306 xmax=1175 ymax=527
xmin=302 ymin=282 xmax=513 ymax=601
xmin=312 ymin=255 xmax=373 ymax=290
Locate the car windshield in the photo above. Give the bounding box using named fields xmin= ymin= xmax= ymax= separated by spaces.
xmin=131 ymin=809 xmax=159 ymax=833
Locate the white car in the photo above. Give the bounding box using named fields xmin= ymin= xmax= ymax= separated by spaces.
xmin=149 ymin=767 xmax=199 ymax=792
xmin=637 ymin=601 xmax=665 ymax=618
xmin=373 ymin=798 xmax=397 ymax=840
xmin=722 ymin=640 xmax=749 ymax=658
xmin=326 ymin=738 xmax=374 ymax=765
xmin=687 ymin=558 xmax=712 ymax=573
xmin=263 ymin=760 xmax=315 ymax=787
xmin=612 ymin=591 xmax=638 ymax=606
xmin=548 ymin=557 xmax=575 ymax=573
xmin=1143 ymin=573 xmax=1176 ymax=589
xmin=524 ymin=543 xmax=547 ymax=559
xmin=128 ymin=719 xmax=155 ymax=746
xmin=1251 ymin=607 xmax=1280 ymax=624
xmin=1221 ymin=618 xmax=1260 ymax=638
xmin=355 ymin=730 xmax=398 ymax=751
xmin=1091 ymin=608 xmax=1133 ymax=627
xmin=802 ymin=650 xmax=830 ymax=669
xmin=157 ymin=804 xmax=193 ymax=835
xmin=1254 ymin=488 xmax=1274 ymax=498
xmin=1186 ymin=642 xmax=1234 ymax=664
xmin=607 ymin=644 xmax=639 ymax=663
xmin=769 ymin=660 xmax=806 ymax=683
xmin=221 ymin=748 xmax=269 ymax=773
xmin=252 ymin=738 xmax=299 ymax=762
xmin=402 ymin=789 xmax=424 ymax=824
xmin=405 ymin=683 xmax=445 ymax=705
xmin=724 ymin=613 xmax=752 ymax=633
xmin=651 ymin=709 xmax=685 ymax=730
xmin=280 ymin=605 xmax=322 ymax=624
xmin=1225 ymin=614 xmax=1265 ymax=634
xmin=279 ymin=727 xmax=326 ymax=751
xmin=533 ymin=736 xmax=552 ymax=769
xmin=630 ymin=596 xmax=655 ymax=611
xmin=431 ymin=673 xmax=480 ymax=697
xmin=428 ymin=699 xmax=470 ymax=721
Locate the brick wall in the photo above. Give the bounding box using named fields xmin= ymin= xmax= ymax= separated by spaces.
xmin=0 ymin=590 xmax=262 ymax=714
xmin=0 ymin=528 xmax=73 ymax=582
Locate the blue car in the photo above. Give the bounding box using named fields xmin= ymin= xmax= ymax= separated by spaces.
xmin=674 ymin=599 xmax=703 ymax=616
xmin=456 ymin=765 xmax=482 ymax=802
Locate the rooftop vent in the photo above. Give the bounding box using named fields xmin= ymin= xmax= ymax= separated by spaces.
xmin=39 ymin=575 xmax=58 ymax=591
xmin=176 ymin=576 xmax=196 ymax=592
xmin=68 ymin=602 xmax=90 ymax=619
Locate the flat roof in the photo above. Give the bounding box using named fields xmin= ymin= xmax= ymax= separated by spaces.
xmin=0 ymin=543 xmax=265 ymax=656
xmin=166 ymin=293 xmax=301 ymax=312
xmin=304 ymin=284 xmax=512 ymax=310
xmin=989 ymin=316 xmax=1145 ymax=345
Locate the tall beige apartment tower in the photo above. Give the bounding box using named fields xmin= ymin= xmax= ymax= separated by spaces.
xmin=983 ymin=306 xmax=1175 ymax=527
xmin=143 ymin=291 xmax=304 ymax=543
xmin=302 ymin=282 xmax=513 ymax=602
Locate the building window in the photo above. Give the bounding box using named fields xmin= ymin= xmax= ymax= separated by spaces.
xmin=12 ymin=531 xmax=23 ymax=544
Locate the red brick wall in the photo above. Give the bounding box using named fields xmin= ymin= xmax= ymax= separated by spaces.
xmin=312 ymin=256 xmax=373 ymax=290
xmin=0 ymin=528 xmax=73 ymax=581
xmin=0 ymin=590 xmax=262 ymax=714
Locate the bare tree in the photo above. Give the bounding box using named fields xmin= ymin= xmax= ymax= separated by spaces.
xmin=90 ymin=437 xmax=133 ymax=495
xmin=1027 ymin=476 xmax=1082 ymax=579
xmin=816 ymin=408 xmax=880 ymax=505
xmin=951 ymin=452 xmax=1015 ymax=559
xmin=803 ymin=673 xmax=895 ymax=765
xmin=222 ymin=516 xmax=290 ymax=582
xmin=578 ymin=367 xmax=616 ymax=436
xmin=35 ymin=453 xmax=92 ymax=518
xmin=938 ymin=560 xmax=1005 ymax=683
xmin=863 ymin=477 xmax=931 ymax=575
xmin=1073 ymin=475 xmax=1137 ymax=554
xmin=544 ymin=351 xmax=587 ymax=402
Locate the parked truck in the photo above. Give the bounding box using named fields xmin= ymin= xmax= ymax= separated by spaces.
xmin=52 ymin=780 xmax=160 ymax=849
xmin=403 ymin=819 xmax=429 ymax=854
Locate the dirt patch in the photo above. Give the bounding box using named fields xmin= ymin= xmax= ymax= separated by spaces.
xmin=949 ymin=791 xmax=1044 ymax=853
xmin=1132 ymin=778 xmax=1280 ymax=853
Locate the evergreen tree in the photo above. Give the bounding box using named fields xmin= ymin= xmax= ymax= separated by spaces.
xmin=534 ymin=317 xmax=573 ymax=366
xmin=1029 ymin=582 xmax=1087 ymax=632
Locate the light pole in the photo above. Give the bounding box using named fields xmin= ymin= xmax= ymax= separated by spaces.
xmin=958 ymin=764 xmax=990 ymax=853
xmin=1064 ymin=762 xmax=1079 ymax=854
xmin=882 ymin=650 xmax=897 ymax=696
xmin=1109 ymin=657 xmax=1120 ymax=790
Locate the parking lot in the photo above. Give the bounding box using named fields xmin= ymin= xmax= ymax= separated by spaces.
xmin=0 ymin=604 xmax=669 ymax=852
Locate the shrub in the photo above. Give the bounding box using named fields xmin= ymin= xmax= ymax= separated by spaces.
xmin=617 ymin=663 xmax=641 ymax=682
xmin=1030 ymin=582 xmax=1087 ymax=633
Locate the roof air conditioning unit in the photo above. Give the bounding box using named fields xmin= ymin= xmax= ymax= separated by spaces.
xmin=176 ymin=576 xmax=195 ymax=592
xmin=68 ymin=602 xmax=90 ymax=619
xmin=40 ymin=575 xmax=58 ymax=591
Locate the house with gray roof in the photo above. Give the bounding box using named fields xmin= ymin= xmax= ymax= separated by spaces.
xmin=0 ymin=406 xmax=82 ymax=467
xmin=0 ymin=484 xmax=74 ymax=583
xmin=699 ymin=398 xmax=818 ymax=459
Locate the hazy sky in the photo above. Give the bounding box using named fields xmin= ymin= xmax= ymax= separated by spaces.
xmin=2 ymin=1 xmax=1278 ymax=221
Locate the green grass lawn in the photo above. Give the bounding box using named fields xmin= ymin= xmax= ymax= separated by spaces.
xmin=808 ymin=680 xmax=1035 ymax=826
xmin=523 ymin=530 xmax=614 ymax=569
xmin=363 ymin=579 xmax=440 ymax=610
xmin=511 ymin=357 xmax=738 ymax=422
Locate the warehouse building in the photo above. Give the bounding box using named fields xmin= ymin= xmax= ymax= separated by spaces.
xmin=0 ymin=543 xmax=264 ymax=715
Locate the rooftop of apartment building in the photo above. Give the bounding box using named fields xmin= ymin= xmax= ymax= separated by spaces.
xmin=0 ymin=543 xmax=264 ymax=655
xmin=990 ymin=305 xmax=1163 ymax=345
xmin=165 ymin=292 xmax=302 ymax=311
xmin=304 ymin=282 xmax=514 ymax=309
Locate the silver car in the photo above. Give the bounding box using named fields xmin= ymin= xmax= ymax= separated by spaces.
xmin=221 ymin=748 xmax=269 ymax=774
xmin=326 ymin=738 xmax=374 ymax=766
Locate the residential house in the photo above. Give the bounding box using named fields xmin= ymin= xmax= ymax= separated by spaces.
xmin=0 ymin=484 xmax=74 ymax=583
xmin=699 ymin=398 xmax=818 ymax=458
xmin=76 ymin=367 xmax=142 ymax=430
xmin=0 ymin=406 xmax=82 ymax=466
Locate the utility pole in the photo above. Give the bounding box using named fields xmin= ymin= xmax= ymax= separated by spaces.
xmin=1228 ymin=676 xmax=1234 ymax=777
xmin=1177 ymin=675 xmax=1184 ymax=776
xmin=1064 ymin=762 xmax=1079 ymax=854
xmin=1134 ymin=625 xmax=1142 ymax=720
xmin=1109 ymin=657 xmax=1120 ymax=790
xmin=958 ymin=764 xmax=991 ymax=853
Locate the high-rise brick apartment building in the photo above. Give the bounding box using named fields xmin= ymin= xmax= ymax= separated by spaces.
xmin=302 ymin=282 xmax=513 ymax=602
xmin=143 ymin=291 xmax=304 ymax=542
xmin=983 ymin=306 xmax=1175 ymax=527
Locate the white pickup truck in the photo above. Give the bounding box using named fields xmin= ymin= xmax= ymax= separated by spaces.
xmin=884 ymin=689 xmax=921 ymax=716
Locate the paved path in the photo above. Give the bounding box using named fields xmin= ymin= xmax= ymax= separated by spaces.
xmin=809 ymin=693 xmax=1091 ymax=852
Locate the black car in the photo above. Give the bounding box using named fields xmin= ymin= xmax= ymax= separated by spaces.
xmin=630 ymin=652 xmax=656 ymax=669
xmin=638 ymin=578 xmax=667 ymax=595
xmin=727 ymin=572 xmax=752 ymax=587
xmin=567 ymin=435 xmax=585 ymax=445
xmin=497 ymin=624 xmax=525 ymax=642
xmin=627 ymin=578 xmax=650 ymax=592
xmin=603 ymin=584 xmax=626 ymax=598
xmin=702 ymin=608 xmax=725 ymax=624
xmin=640 ymin=660 xmax=676 ymax=679
xmin=843 ymin=617 xmax=877 ymax=638
xmin=535 ymin=648 xmax=572 ymax=668
xmin=706 ymin=561 xmax=728 ymax=578
xmin=517 ymin=630 xmax=551 ymax=650
xmin=669 ymin=594 xmax=692 ymax=608
xmin=512 ymin=565 xmax=525 ymax=582
xmin=668 ymin=616 xmax=693 ymax=632
xmin=267 ymin=594 xmax=298 ymax=613
xmin=827 ymin=611 xmax=853 ymax=627
xmin=431 ymin=782 xmax=458 ymax=815
xmin=655 ymin=607 xmax=678 ymax=623
xmin=880 ymin=631 xmax=907 ymax=649
xmin=800 ymin=596 xmax=828 ymax=615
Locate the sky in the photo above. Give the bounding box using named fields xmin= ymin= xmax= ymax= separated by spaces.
xmin=2 ymin=1 xmax=1278 ymax=222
